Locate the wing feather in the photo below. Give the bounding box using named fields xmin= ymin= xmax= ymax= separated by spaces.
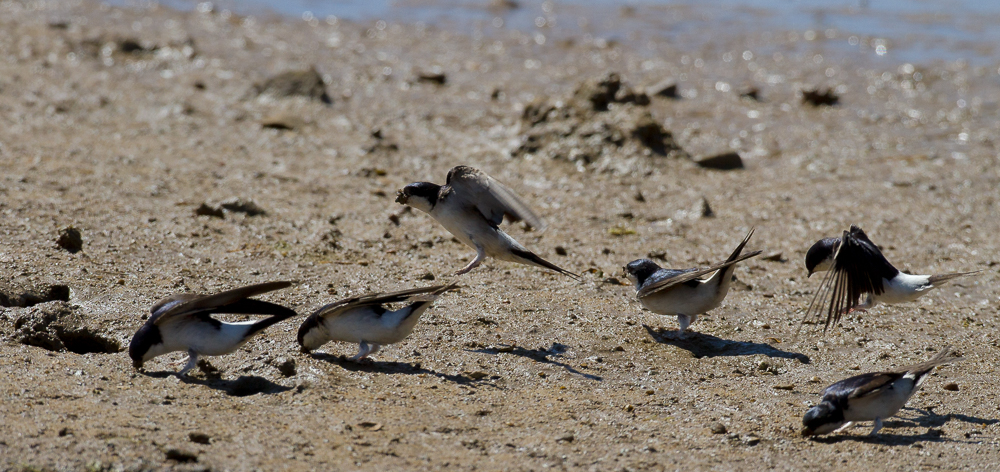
xmin=152 ymin=281 xmax=294 ymax=325
xmin=310 ymin=283 xmax=459 ymax=320
xmin=801 ymin=226 xmax=900 ymax=332
xmin=445 ymin=166 xmax=547 ymax=231
xmin=637 ymin=250 xmax=762 ymax=298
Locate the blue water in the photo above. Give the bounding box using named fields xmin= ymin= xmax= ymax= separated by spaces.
xmin=139 ymin=0 xmax=1000 ymax=64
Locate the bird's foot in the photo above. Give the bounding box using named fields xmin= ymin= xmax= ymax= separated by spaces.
xmin=349 ymin=341 xmax=377 ymax=362
xmin=455 ymin=258 xmax=483 ymax=275
xmin=833 ymin=421 xmax=855 ymax=434
xmin=177 ymin=350 xmax=198 ymax=377
xmin=868 ymin=418 xmax=884 ymax=436
xmin=676 ymin=314 xmax=695 ymax=336
xmin=455 ymin=247 xmax=485 ymax=275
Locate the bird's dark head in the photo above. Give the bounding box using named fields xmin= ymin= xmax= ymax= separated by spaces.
xmin=801 ymin=401 xmax=845 ymax=436
xmin=623 ymin=259 xmax=661 ymax=288
xmin=805 ymin=237 xmax=840 ymax=277
xmin=395 ymin=182 xmax=440 ymax=212
xmin=128 ymin=323 xmax=162 ymax=370
xmin=296 ymin=314 xmax=327 ymax=353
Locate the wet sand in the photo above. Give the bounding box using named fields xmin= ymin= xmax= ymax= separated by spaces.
xmin=1 ymin=1 xmax=999 ymax=470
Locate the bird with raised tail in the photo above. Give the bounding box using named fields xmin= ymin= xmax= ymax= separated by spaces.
xmin=298 ymin=283 xmax=459 ymax=361
xmin=623 ymin=228 xmax=762 ymax=336
xmin=129 ymin=281 xmax=298 ymax=376
xmin=395 ymin=165 xmax=578 ymax=279
xmin=803 ymin=225 xmax=980 ymax=331
xmin=802 ymin=345 xmax=963 ymax=436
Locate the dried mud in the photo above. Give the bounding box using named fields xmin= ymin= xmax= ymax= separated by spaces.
xmin=1 ymin=1 xmax=999 ymax=471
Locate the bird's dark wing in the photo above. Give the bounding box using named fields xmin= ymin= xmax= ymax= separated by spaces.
xmin=637 ymin=250 xmax=763 ymax=298
xmin=152 ymin=281 xmax=294 ymax=325
xmin=444 ymin=165 xmax=547 ymax=231
xmin=823 ymin=371 xmax=903 ymax=403
xmin=643 ymin=267 xmax=699 ymax=288
xmin=802 ymin=226 xmax=899 ymax=331
xmin=310 ymin=283 xmax=459 ymax=320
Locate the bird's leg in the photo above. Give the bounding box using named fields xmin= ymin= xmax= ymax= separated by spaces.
xmin=177 ymin=349 xmax=199 ymax=377
xmin=455 ymin=244 xmax=486 ymax=275
xmin=676 ymin=314 xmax=694 ymax=337
xmin=833 ymin=421 xmax=855 ymax=434
xmin=367 ymin=343 xmax=382 ymax=357
xmin=349 ymin=341 xmax=373 ymax=361
xmin=853 ymin=294 xmax=875 ymax=312
xmin=844 ymin=294 xmax=875 ymax=315
xmin=868 ymin=417 xmax=884 ymax=436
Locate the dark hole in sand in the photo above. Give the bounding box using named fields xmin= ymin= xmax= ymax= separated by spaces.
xmin=58 ymin=328 xmax=123 ymax=354
xmin=224 ymin=376 xmax=289 ymax=397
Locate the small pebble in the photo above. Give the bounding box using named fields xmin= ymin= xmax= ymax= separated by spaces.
xmin=943 ymin=382 xmax=959 ymax=391
xmin=710 ymin=422 xmax=727 ymax=434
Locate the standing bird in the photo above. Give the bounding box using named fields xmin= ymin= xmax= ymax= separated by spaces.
xmin=623 ymin=228 xmax=761 ymax=335
xmin=803 ymin=225 xmax=979 ymax=331
xmin=802 ymin=346 xmax=963 ymax=436
xmin=297 ymin=283 xmax=459 ymax=360
xmin=395 ymin=165 xmax=578 ymax=278
xmin=129 ymin=281 xmax=297 ymax=376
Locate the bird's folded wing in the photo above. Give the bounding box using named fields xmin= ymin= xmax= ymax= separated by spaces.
xmin=152 ymin=281 xmax=294 ymax=325
xmin=446 ymin=165 xmax=547 ymax=231
xmin=311 ymin=284 xmax=458 ymax=320
xmin=823 ymin=372 xmax=901 ymax=400
xmin=637 ymin=250 xmax=762 ymax=298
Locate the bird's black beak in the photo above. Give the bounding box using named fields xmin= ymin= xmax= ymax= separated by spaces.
xmin=133 ymin=360 xmax=144 ymax=370
xmin=395 ymin=190 xmax=407 ymax=204
xmin=807 ymin=271 xmax=814 ymax=278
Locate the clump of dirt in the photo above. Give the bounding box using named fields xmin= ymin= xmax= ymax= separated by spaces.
xmin=252 ymin=66 xmax=331 ymax=104
xmin=56 ymin=226 xmax=84 ymax=253
xmin=513 ymin=72 xmax=687 ymax=169
xmin=9 ymin=302 xmax=122 ymax=354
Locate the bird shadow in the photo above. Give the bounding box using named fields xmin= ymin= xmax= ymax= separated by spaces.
xmin=306 ymin=352 xmax=497 ymax=387
xmin=468 ymin=342 xmax=603 ymax=381
xmin=140 ymin=370 xmax=293 ymax=397
xmin=643 ymin=325 xmax=810 ymax=363
xmin=809 ymin=407 xmax=998 ymax=446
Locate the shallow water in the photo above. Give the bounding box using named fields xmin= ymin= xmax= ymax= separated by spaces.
xmin=139 ymin=0 xmax=1000 ymax=65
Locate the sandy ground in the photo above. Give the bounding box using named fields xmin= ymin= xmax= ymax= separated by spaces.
xmin=1 ymin=1 xmax=999 ymax=470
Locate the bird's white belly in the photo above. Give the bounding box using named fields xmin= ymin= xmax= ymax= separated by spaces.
xmin=639 ymin=284 xmax=724 ymax=316
xmin=875 ymin=273 xmax=931 ymax=304
xmin=433 ymin=206 xmax=513 ymax=258
xmin=843 ymin=377 xmax=915 ymax=422
xmin=164 ymin=320 xmax=255 ymax=356
xmin=321 ymin=310 xmax=414 ymax=345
